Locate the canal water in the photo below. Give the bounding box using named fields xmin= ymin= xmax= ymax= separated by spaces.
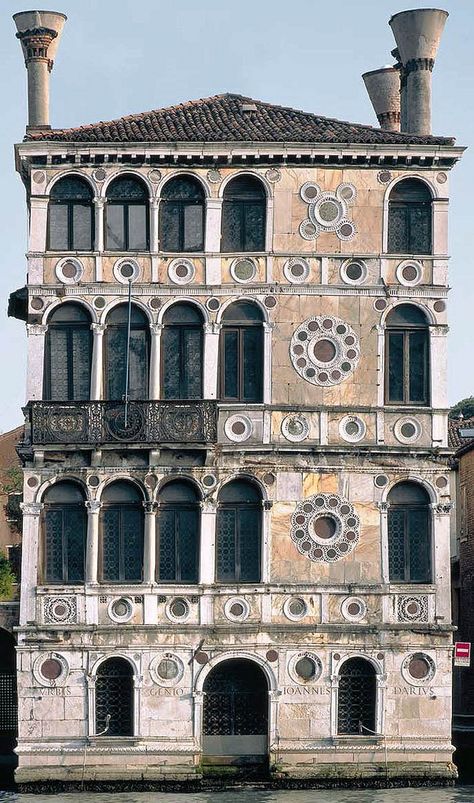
xmin=1 ymin=789 xmax=474 ymax=803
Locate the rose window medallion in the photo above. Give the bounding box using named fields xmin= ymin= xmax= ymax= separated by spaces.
xmin=291 ymin=493 xmax=360 ymax=562
xmin=290 ymin=315 xmax=360 ymax=386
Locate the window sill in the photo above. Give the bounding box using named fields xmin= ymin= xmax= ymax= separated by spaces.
xmin=331 ymin=735 xmax=383 ymax=745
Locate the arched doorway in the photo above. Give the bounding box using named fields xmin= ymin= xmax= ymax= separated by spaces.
xmin=0 ymin=629 xmax=18 ymax=785
xmin=202 ymin=658 xmax=268 ymax=766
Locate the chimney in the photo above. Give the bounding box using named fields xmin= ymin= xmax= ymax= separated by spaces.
xmin=13 ymin=10 xmax=67 ymax=130
xmin=362 ymin=66 xmax=401 ymax=132
xmin=389 ymin=8 xmax=448 ymax=135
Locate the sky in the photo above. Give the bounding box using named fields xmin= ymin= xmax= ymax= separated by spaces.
xmin=1 ymin=0 xmax=473 ymax=432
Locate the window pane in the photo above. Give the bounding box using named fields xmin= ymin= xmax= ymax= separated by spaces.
xmin=72 ymin=204 xmax=93 ymax=250
xmin=48 ymin=328 xmax=69 ymax=400
xmin=128 ymin=329 xmax=148 ymax=399
xmin=243 ymin=327 xmax=263 ymax=402
xmin=238 ymin=507 xmax=260 ymax=582
xmin=243 ymin=202 xmax=265 ymax=251
xmin=183 ymin=204 xmax=204 ymax=251
xmin=178 ymin=508 xmax=199 ymax=582
xmin=387 ymin=331 xmax=404 ymax=403
xmin=409 ymin=330 xmax=428 ymax=404
xmin=71 ymin=328 xmax=91 ymax=400
xmin=121 ymin=508 xmax=143 ymax=581
xmin=160 ymin=202 xmax=180 ymax=251
xmin=183 ymin=328 xmax=202 ymax=398
xmin=221 ymin=202 xmax=243 ymax=252
xmin=106 ymin=327 xmax=127 ymax=400
xmin=44 ymin=509 xmax=64 ymax=583
xmin=216 ymin=509 xmax=236 ymax=581
xmin=388 ymin=205 xmax=408 ymax=253
xmin=409 ymin=205 xmax=431 ymax=254
xmin=388 ymin=509 xmax=406 ymax=581
xmin=162 ymin=327 xmax=181 ymax=399
xmin=102 ymin=508 xmax=121 ymax=581
xmin=158 ymin=509 xmax=176 ymax=581
xmin=106 ymin=205 xmax=125 ymax=250
xmin=408 ymin=509 xmax=431 ymax=582
xmin=48 ymin=204 xmax=69 ymax=250
xmin=223 ymin=330 xmax=239 ymax=399
xmin=65 ymin=508 xmax=85 ymax=583
xmin=128 ymin=204 xmax=147 ymax=250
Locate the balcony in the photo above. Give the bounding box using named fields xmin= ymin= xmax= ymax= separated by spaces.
xmin=23 ymin=400 xmax=217 ymax=446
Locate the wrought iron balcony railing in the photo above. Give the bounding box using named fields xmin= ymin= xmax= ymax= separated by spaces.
xmin=24 ymin=400 xmax=218 ymax=446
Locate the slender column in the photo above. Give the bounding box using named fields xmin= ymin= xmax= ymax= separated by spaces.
xmin=150 ymin=200 xmax=159 ymax=253
xmin=143 ymin=501 xmax=157 ymax=584
xmin=263 ymin=322 xmax=273 ymax=405
xmin=261 ymin=500 xmax=273 ymax=584
xmin=90 ymin=323 xmax=106 ymax=400
xmin=19 ymin=502 xmax=43 ymax=625
xmin=203 ymin=323 xmax=220 ymax=400
xmin=204 ymin=198 xmax=222 ymax=253
xmin=431 ymin=501 xmax=454 ymax=623
xmin=430 ymin=325 xmax=449 ymax=409
xmin=376 ymin=501 xmax=390 ymax=584
xmin=199 ymin=500 xmax=217 ymax=584
xmin=93 ymin=198 xmax=104 ymax=252
xmin=149 ymin=324 xmax=163 ymax=400
xmin=26 ymin=324 xmax=47 ymax=401
xmin=85 ymin=501 xmax=101 ymax=584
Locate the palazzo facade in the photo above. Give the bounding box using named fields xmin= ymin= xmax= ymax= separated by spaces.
xmin=9 ymin=7 xmax=463 ymax=788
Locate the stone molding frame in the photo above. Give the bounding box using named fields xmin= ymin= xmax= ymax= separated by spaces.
xmin=86 ymin=652 xmax=142 ymax=738
xmin=330 ymin=652 xmax=386 ymax=739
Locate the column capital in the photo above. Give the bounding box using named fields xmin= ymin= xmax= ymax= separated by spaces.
xmin=27 ymin=324 xmax=47 ymax=336
xmin=150 ymin=323 xmax=164 ymax=336
xmin=262 ymin=500 xmax=273 ymax=511
xmin=143 ymin=500 xmax=158 ymax=514
xmin=200 ymin=499 xmax=217 ymax=513
xmin=376 ymin=501 xmax=390 ymax=512
xmin=263 ymin=322 xmax=275 ymax=332
xmin=85 ymin=500 xmax=101 ymax=514
xmin=431 ymin=501 xmax=454 ymax=515
xmin=20 ymin=502 xmax=43 ymax=516
xmin=93 ymin=197 xmax=105 ymax=208
xmin=91 ymin=323 xmax=106 ymax=334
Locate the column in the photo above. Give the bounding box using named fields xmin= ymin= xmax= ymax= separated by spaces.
xmin=93 ymin=198 xmax=104 ymax=252
xmin=430 ymin=325 xmax=448 ymax=409
xmin=203 ymin=323 xmax=220 ymax=400
xmin=199 ymin=500 xmax=217 ymax=584
xmin=149 ymin=324 xmax=163 ymax=400
xmin=26 ymin=324 xmax=47 ymax=401
xmin=150 ymin=199 xmax=159 ymax=253
xmin=143 ymin=501 xmax=157 ymax=584
xmin=376 ymin=501 xmax=390 ymax=583
xmin=261 ymin=500 xmax=273 ymax=584
xmin=90 ymin=324 xmax=106 ymax=400
xmin=85 ymin=500 xmax=101 ymax=585
xmin=432 ymin=501 xmax=454 ymax=623
xmin=263 ymin=322 xmax=274 ymax=405
xmin=19 ymin=502 xmax=43 ymax=626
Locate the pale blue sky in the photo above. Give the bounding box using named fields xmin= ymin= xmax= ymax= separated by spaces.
xmin=1 ymin=0 xmax=473 ymax=431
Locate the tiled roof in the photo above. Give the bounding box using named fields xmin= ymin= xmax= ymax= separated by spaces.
xmin=448 ymin=416 xmax=474 ymax=451
xmin=25 ymin=93 xmax=455 ymax=146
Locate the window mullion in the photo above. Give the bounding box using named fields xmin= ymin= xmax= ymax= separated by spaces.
xmin=404 ymin=509 xmax=410 ymax=582
xmin=403 ymin=331 xmax=410 ymax=404
xmin=175 ymin=509 xmax=180 ymax=583
xmin=124 ymin=204 xmax=129 ymax=251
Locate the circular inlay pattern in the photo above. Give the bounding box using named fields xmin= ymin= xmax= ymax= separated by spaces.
xmin=433 ymin=300 xmax=446 ymax=313
xmin=150 ymin=652 xmax=184 ymax=687
xmin=145 ymin=474 xmax=158 ymax=489
xmin=281 ymin=414 xmax=309 ymax=443
xmin=290 ymin=316 xmax=360 ymax=387
xmin=398 ymin=596 xmax=427 ymax=622
xmin=266 ymin=168 xmax=281 ymax=183
xmin=284 ymin=257 xmax=310 ymax=284
xmin=341 ymin=259 xmax=367 ymax=286
xmin=44 ymin=596 xmax=77 ymax=624
xmin=374 ymin=298 xmax=387 ymax=311
xmin=264 ymin=295 xmax=277 ymax=308
xmin=266 ymin=649 xmax=278 ymax=662
xmin=113 ymin=258 xmax=140 ymax=284
xmin=341 ymin=596 xmax=367 ymax=622
xmin=401 ymin=652 xmax=436 ymax=686
xmin=231 ymin=257 xmax=256 ymax=283
xmin=93 ymin=296 xmax=106 ymax=309
xmin=148 ymin=169 xmax=162 ymax=183
xmin=206 ymin=297 xmax=220 ymax=311
xmin=377 ymin=170 xmax=392 ymax=184
xmin=33 ymin=170 xmax=46 ymax=184
xmin=93 ymin=168 xmax=107 ymax=182
xmin=195 ymin=651 xmax=209 ymax=665
xmin=339 ymin=415 xmax=366 ymax=443
xmin=224 ymin=414 xmax=253 ymax=443
xmin=30 ymin=297 xmax=44 ymax=310
xmin=55 ymin=257 xmax=84 ymax=285
xmin=288 ymin=652 xmax=322 ymax=684
xmin=27 ymin=476 xmax=39 ymax=487
xmin=394 ymin=417 xmax=421 ymax=444
xmin=168 ymin=258 xmax=195 ymax=285
xmin=207 ymin=168 xmax=222 ymax=183
xmin=41 ymin=658 xmax=62 ymax=680
xmin=166 ymin=597 xmax=190 ymax=622
xmin=291 ymin=493 xmax=360 ymax=563
xmin=300 ymin=182 xmax=321 ymax=203
xmin=374 ymin=474 xmax=389 ymax=488
xmin=224 ymin=597 xmax=250 ymax=622
xmin=299 ymin=219 xmax=319 ymax=240
xmin=33 ymin=653 xmax=69 ymax=686
xmin=283 ymin=596 xmax=308 ymax=621
xmin=299 ymin=181 xmax=356 ymax=241
xmin=149 ymin=297 xmax=162 ymax=310
xmin=396 ymin=260 xmax=422 ymax=287
xmin=202 ymin=474 xmax=216 ymax=488
xmin=263 ymin=472 xmax=275 ymax=486
xmin=87 ymin=475 xmax=100 ymax=487
xmin=436 ymin=172 xmax=448 ymax=184
xmin=435 ymin=476 xmax=448 ymax=489
xmin=108 ymin=597 xmax=133 ymax=623
xmin=337 ymin=183 xmax=357 ymax=203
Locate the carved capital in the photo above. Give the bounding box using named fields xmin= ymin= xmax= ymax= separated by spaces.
xmin=85 ymin=500 xmax=101 ymax=514
xmin=376 ymin=501 xmax=390 ymax=512
xmin=432 ymin=501 xmax=454 ymax=515
xmin=262 ymin=500 xmax=273 ymax=511
xmin=200 ymin=500 xmax=217 ymax=513
xmin=143 ymin=501 xmax=158 ymax=514
xmin=91 ymin=323 xmax=106 ymax=335
xmin=16 ymin=27 xmax=58 ymax=67
xmin=20 ymin=502 xmax=43 ymax=516
xmin=150 ymin=324 xmax=164 ymax=336
xmin=263 ymin=322 xmax=275 ymax=332
xmin=27 ymin=324 xmax=47 ymax=336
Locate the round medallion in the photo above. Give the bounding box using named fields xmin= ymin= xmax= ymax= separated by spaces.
xmin=374 ymin=298 xmax=387 ymax=311
xmin=396 ymin=260 xmax=422 ymax=287
xmin=224 ymin=597 xmax=250 ymax=622
xmin=150 ymin=652 xmax=184 ymax=687
xmin=284 ymin=257 xmax=310 ymax=284
xmin=108 ymin=597 xmax=133 ymax=623
xmin=93 ymin=296 xmax=106 ymax=309
xmin=374 ymin=474 xmax=389 ymax=488
xmin=224 ymin=414 xmax=253 ymax=443
xmin=341 ymin=259 xmax=367 ymax=286
xmin=291 ymin=493 xmax=360 ymax=562
xmin=113 ymin=258 xmax=140 ymax=284
xmin=288 ymin=652 xmax=322 ymax=684
xmin=339 ymin=415 xmax=366 ymax=443
xmin=341 ymin=597 xmax=367 ymax=622
xmin=206 ymin=297 xmax=220 ymax=312
xmin=266 ymin=168 xmax=281 ymax=183
xmin=283 ymin=596 xmax=308 ymax=621
xmin=394 ymin=417 xmax=421 ymax=444
xmin=32 ymin=170 xmax=46 ymax=184
xmin=93 ymin=168 xmax=107 ymax=182
xmin=281 ymin=414 xmax=309 ymax=443
xmin=290 ymin=316 xmax=360 ymax=386
xmin=55 ymin=257 xmax=84 ymax=285
xmin=433 ymin=300 xmax=446 ymax=313
xmin=168 ymin=258 xmax=195 ymax=285
xmin=377 ymin=170 xmax=392 ymax=184
xmin=148 ymin=168 xmax=162 ymax=183
xmin=207 ymin=168 xmax=222 ymax=184
xmin=166 ymin=597 xmax=190 ymax=622
xmin=401 ymin=652 xmax=436 ymax=686
xmin=33 ymin=653 xmax=69 ymax=687
xmin=231 ymin=257 xmax=256 ymax=283
xmin=30 ymin=296 xmax=44 ymax=310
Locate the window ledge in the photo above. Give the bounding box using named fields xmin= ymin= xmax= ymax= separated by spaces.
xmin=331 ymin=735 xmax=383 ymax=746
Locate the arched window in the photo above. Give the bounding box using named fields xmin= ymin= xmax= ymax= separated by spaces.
xmin=219 ymin=301 xmax=264 ymax=402
xmin=337 ymin=658 xmax=376 ymax=735
xmin=95 ymin=658 xmax=133 ymax=736
xmin=44 ymin=303 xmax=92 ymax=401
xmin=385 ymin=304 xmax=429 ymax=406
xmin=100 ymin=482 xmax=144 ymax=583
xmin=42 ymin=481 xmax=86 ymax=584
xmin=216 ymin=479 xmax=261 ymax=583
xmin=159 ymin=176 xmax=205 ymax=252
xmin=221 ymin=176 xmax=266 ymax=252
xmin=104 ymin=304 xmax=149 ymax=400
xmin=105 ymin=176 xmax=149 ymax=250
xmin=388 ymin=178 xmax=432 ymax=254
xmin=161 ymin=303 xmax=204 ymax=399
xmin=48 ymin=176 xmax=94 ymax=251
xmin=157 ymin=480 xmax=200 ymax=583
xmin=387 ymin=481 xmax=431 ymax=583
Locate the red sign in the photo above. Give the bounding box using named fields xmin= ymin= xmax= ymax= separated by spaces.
xmin=454 ymin=642 xmax=471 ymax=667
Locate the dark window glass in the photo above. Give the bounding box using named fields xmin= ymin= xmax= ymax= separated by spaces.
xmin=95 ymin=658 xmax=133 ymax=736
xmin=101 ymin=482 xmax=144 ymax=583
xmin=43 ymin=482 xmax=86 ymax=584
xmin=159 ymin=177 xmax=205 ymax=252
xmin=216 ymin=480 xmax=261 ymax=583
xmin=104 ymin=304 xmax=149 ymax=400
xmin=48 ymin=177 xmax=94 ymax=251
xmin=203 ymin=659 xmax=268 ymax=737
xmin=157 ymin=481 xmax=200 ymax=582
xmin=220 ymin=302 xmax=264 ymax=402
xmin=337 ymin=658 xmax=376 ymax=735
xmin=161 ymin=303 xmax=203 ymax=399
xmin=44 ymin=303 xmax=92 ymax=401
xmin=388 ymin=482 xmax=431 ymax=583
xmin=105 ymin=176 xmax=149 ymax=251
xmin=385 ymin=305 xmax=429 ymax=405
xmin=221 ymin=176 xmax=266 ymax=252
xmin=388 ymin=178 xmax=432 ymax=254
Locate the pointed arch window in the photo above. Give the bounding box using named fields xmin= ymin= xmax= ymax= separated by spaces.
xmin=219 ymin=301 xmax=264 ymax=402
xmin=161 ymin=303 xmax=204 ymax=399
xmin=42 ymin=482 xmax=86 ymax=584
xmin=159 ymin=176 xmax=205 ymax=252
xmin=100 ymin=482 xmax=144 ymax=583
xmin=387 ymin=481 xmax=431 ymax=583
xmin=48 ymin=176 xmax=94 ymax=251
xmin=221 ymin=176 xmax=266 ymax=252
xmin=388 ymin=178 xmax=432 ymax=254
xmin=385 ymin=304 xmax=429 ymax=406
xmin=216 ymin=479 xmax=261 ymax=583
xmin=157 ymin=480 xmax=200 ymax=583
xmin=44 ymin=303 xmax=92 ymax=401
xmin=104 ymin=304 xmax=149 ymax=400
xmin=337 ymin=658 xmax=376 ymax=735
xmin=95 ymin=658 xmax=133 ymax=736
xmin=105 ymin=176 xmax=149 ymax=251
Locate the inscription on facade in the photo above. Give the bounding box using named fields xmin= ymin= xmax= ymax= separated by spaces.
xmin=282 ymin=685 xmax=330 ymax=696
xmin=392 ymin=686 xmax=435 ymax=696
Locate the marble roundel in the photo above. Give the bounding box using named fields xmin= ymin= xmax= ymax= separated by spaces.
xmin=290 ymin=315 xmax=360 ymax=386
xmin=290 ymin=493 xmax=360 ymax=563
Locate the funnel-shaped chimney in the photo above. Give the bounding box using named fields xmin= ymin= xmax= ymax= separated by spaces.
xmin=389 ymin=8 xmax=448 ymax=135
xmin=13 ymin=10 xmax=67 ymax=130
xmin=362 ymin=67 xmax=400 ymax=132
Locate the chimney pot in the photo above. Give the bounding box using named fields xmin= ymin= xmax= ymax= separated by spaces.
xmin=362 ymin=67 xmax=401 ymax=132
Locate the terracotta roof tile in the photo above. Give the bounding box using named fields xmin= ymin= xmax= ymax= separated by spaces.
xmin=24 ymin=93 xmax=454 ymax=146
